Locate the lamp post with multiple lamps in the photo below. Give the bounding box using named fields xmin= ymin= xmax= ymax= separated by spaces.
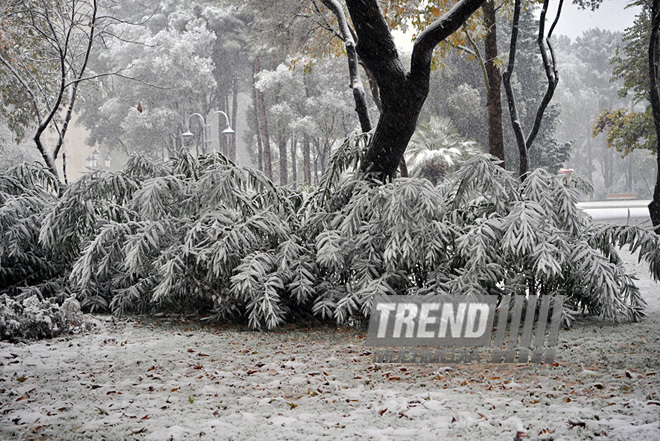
xmin=181 ymin=110 xmax=234 ymax=157
xmin=85 ymin=149 xmax=111 ymax=172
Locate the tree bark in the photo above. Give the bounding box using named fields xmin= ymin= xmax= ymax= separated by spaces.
xmin=231 ymin=78 xmax=239 ymax=162
xmin=291 ymin=135 xmax=298 ymax=189
xmin=303 ymin=134 xmax=312 ymax=185
xmin=648 ymin=0 xmax=660 ymax=231
xmin=252 ymin=61 xmax=264 ymax=171
xmin=321 ymin=0 xmax=372 ymax=133
xmin=344 ymin=0 xmax=486 ymax=181
xmin=254 ymin=57 xmax=272 ymax=179
xmin=278 ymin=129 xmax=288 ymax=186
xmin=483 ymin=0 xmax=505 ymax=166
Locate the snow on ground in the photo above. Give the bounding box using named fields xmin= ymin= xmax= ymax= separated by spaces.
xmin=1 ymin=250 xmax=659 ymax=441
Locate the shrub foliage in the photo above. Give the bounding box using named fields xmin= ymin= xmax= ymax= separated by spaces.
xmin=2 ymin=142 xmax=659 ymax=329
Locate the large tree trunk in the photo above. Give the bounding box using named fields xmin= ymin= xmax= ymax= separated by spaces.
xmin=648 ymin=0 xmax=660 ymax=231
xmin=254 ymin=57 xmax=272 ymax=179
xmin=344 ymin=0 xmax=486 ymax=181
xmin=483 ymin=0 xmax=505 ymax=166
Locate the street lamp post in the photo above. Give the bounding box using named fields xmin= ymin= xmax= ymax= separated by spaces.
xmin=182 ymin=110 xmax=234 ymax=157
xmin=181 ymin=113 xmax=207 ymax=156
xmin=85 ymin=149 xmax=111 ymax=173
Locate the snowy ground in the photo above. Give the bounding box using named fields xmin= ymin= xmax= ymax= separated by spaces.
xmin=1 ymin=250 xmax=659 ymax=441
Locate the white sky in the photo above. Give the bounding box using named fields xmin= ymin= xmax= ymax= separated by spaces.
xmin=552 ymin=0 xmax=640 ymax=40
xmin=393 ymin=0 xmax=641 ymax=52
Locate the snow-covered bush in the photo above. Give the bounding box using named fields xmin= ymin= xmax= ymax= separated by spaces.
xmin=310 ymin=154 xmax=660 ymax=326
xmin=37 ymin=143 xmax=660 ymax=329
xmin=0 ymin=295 xmax=85 ymax=341
xmin=55 ymin=152 xmax=310 ymax=328
xmin=0 ymin=163 xmax=66 ymax=298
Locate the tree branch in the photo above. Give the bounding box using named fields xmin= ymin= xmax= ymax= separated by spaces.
xmin=463 ymin=29 xmax=490 ymax=95
xmin=344 ymin=0 xmax=406 ymax=87
xmin=0 ymin=53 xmax=43 ymax=124
xmin=55 ymin=0 xmax=98 ymax=160
xmin=502 ymin=0 xmax=526 ymax=176
xmin=525 ymin=0 xmax=562 ymax=149
xmin=411 ymin=0 xmax=486 ymax=77
xmin=321 ymin=0 xmax=372 ymax=132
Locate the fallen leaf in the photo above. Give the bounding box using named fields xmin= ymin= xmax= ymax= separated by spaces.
xmin=568 ymin=419 xmax=586 ymax=429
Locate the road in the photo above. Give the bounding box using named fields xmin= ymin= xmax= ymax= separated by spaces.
xmin=577 ymin=199 xmax=653 ymax=226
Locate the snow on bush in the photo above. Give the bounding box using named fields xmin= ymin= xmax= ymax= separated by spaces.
xmin=0 ymin=295 xmax=87 ymax=342
xmin=3 ymin=137 xmax=660 ymax=330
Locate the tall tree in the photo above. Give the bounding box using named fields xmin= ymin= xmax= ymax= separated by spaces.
xmin=590 ymin=0 xmax=660 ymax=227
xmin=502 ymin=0 xmax=562 ymax=179
xmin=483 ymin=0 xmax=505 ymax=165
xmin=648 ymin=0 xmax=660 ymax=229
xmin=254 ymin=57 xmax=273 ymax=179
xmin=343 ymin=0 xmax=486 ymax=181
xmin=0 ymin=0 xmax=101 ymax=182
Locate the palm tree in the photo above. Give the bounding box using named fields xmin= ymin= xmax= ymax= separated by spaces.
xmin=405 ymin=116 xmax=482 ymax=184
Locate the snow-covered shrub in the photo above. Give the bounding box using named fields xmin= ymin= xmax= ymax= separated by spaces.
xmin=308 ymin=154 xmax=660 ymax=326
xmin=59 ymin=152 xmax=310 ymax=328
xmin=0 ymin=163 xmax=66 ymax=298
xmin=405 ymin=116 xmax=482 ymax=184
xmin=51 ymin=143 xmax=660 ymax=329
xmin=0 ymin=295 xmax=85 ymax=341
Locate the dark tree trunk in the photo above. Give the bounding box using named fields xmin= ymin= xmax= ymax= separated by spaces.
xmin=303 ymin=134 xmax=311 ymax=185
xmin=483 ymin=0 xmax=505 ymax=166
xmin=255 ymin=57 xmax=272 ymax=179
xmin=219 ymin=95 xmax=228 ymax=156
xmin=291 ymin=135 xmax=298 ymax=189
xmin=502 ymin=0 xmax=562 ymax=179
xmin=252 ymin=62 xmax=264 ymax=171
xmin=278 ymin=129 xmax=287 ymax=186
xmin=231 ymin=78 xmax=239 ymax=162
xmin=344 ymin=0 xmax=486 ymax=181
xmin=62 ymin=152 xmax=68 ymax=185
xmin=648 ymin=0 xmax=660 ymax=231
xmin=321 ymin=0 xmax=372 ymax=133
xmin=399 ymin=158 xmax=408 ymax=177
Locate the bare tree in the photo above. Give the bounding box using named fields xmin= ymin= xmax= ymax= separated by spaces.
xmin=502 ymin=0 xmax=562 ymax=179
xmin=0 ymin=0 xmax=105 ymax=183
